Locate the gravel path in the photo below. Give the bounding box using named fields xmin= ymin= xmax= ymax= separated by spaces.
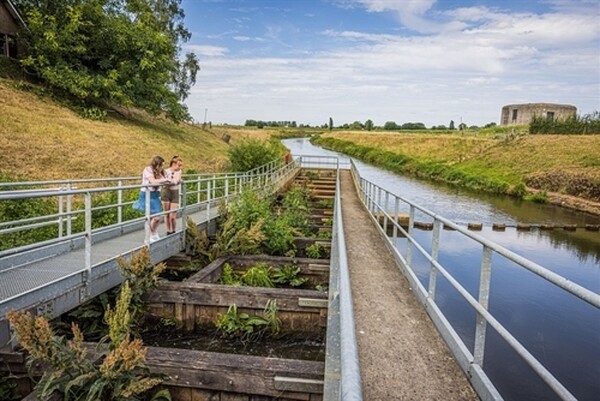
xmin=339 ymin=171 xmax=480 ymax=401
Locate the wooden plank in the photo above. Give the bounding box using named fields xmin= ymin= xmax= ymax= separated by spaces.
xmin=274 ymin=377 xmax=324 ymax=393
xmin=146 ymin=283 xmax=326 ymax=313
xmin=298 ymin=298 xmax=328 ymax=308
xmin=146 ymin=347 xmax=324 ymax=400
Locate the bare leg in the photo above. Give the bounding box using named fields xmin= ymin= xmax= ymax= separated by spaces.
xmin=162 ymin=201 xmax=171 ymax=232
xmin=150 ymin=216 xmax=160 ymax=234
xmin=169 ymin=202 xmax=179 ymax=232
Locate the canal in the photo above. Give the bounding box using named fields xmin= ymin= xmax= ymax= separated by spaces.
xmin=283 ymin=138 xmax=600 ymax=401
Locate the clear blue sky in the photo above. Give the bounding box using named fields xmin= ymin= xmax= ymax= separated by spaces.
xmin=180 ymin=0 xmax=600 ymax=127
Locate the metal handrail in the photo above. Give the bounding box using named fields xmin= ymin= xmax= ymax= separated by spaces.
xmin=0 ymin=158 xmax=298 ymax=256
xmin=324 ymin=161 xmax=362 ymax=401
xmin=349 ymin=159 xmax=596 ymax=401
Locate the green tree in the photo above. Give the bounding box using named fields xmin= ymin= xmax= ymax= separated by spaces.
xmin=449 ymin=120 xmax=455 ymax=130
xmin=350 ymin=120 xmax=364 ymax=130
xmin=15 ymin=0 xmax=199 ymax=122
xmin=383 ymin=121 xmax=398 ymax=130
xmin=328 ymin=117 xmax=333 ymax=131
xmin=365 ymin=119 xmax=374 ymax=131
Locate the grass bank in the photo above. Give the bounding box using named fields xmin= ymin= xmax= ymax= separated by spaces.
xmin=0 ymin=79 xmax=280 ymax=181
xmin=314 ymin=131 xmax=600 ymax=203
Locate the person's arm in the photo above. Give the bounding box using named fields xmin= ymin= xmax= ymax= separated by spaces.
xmin=173 ymin=169 xmax=183 ymax=184
xmin=143 ymin=167 xmax=168 ymax=185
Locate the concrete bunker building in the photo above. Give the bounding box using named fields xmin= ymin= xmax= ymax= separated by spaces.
xmin=500 ymin=103 xmax=577 ymax=126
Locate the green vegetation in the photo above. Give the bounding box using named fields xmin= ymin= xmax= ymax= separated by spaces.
xmin=305 ymin=243 xmax=326 ymax=259
xmin=14 ymin=0 xmax=198 ymax=122
xmin=529 ymin=112 xmax=600 ymax=135
xmin=227 ymin=138 xmax=284 ymax=171
xmin=193 ymin=182 xmax=317 ymax=260
xmin=215 ymin=300 xmax=281 ymax=342
xmin=0 ymin=372 xmax=18 ymax=401
xmin=240 ymin=263 xmax=274 ymax=288
xmin=272 ymin=264 xmax=309 ymax=287
xmin=220 ymin=262 xmax=308 ymax=288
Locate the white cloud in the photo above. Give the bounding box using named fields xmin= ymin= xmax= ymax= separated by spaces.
xmin=184 ymin=1 xmax=600 ymax=127
xmin=185 ymin=44 xmax=228 ymax=57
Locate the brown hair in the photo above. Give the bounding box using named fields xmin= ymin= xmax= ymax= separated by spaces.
xmin=150 ymin=155 xmax=165 ymax=178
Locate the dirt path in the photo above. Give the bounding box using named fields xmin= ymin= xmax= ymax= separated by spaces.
xmin=339 ymin=171 xmax=479 ymax=401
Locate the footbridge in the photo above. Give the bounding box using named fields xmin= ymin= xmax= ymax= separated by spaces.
xmin=1 ymin=156 xmax=598 ymax=401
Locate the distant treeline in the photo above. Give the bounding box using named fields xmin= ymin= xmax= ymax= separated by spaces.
xmin=529 ymin=112 xmax=600 ymax=135
xmin=245 ymin=120 xmax=299 ymax=128
xmin=245 ymin=118 xmax=498 ymax=130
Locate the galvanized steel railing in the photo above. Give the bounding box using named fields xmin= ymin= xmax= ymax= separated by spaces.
xmin=323 ymin=160 xmax=362 ymax=401
xmin=0 ymin=159 xmax=295 ymax=256
xmin=349 ymin=160 xmax=599 ymax=401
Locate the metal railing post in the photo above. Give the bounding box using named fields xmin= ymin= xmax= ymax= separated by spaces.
xmin=66 ymin=182 xmax=73 ymax=236
xmin=207 ymin=180 xmax=212 ymax=221
xmin=58 ymin=189 xmax=64 ymax=238
xmin=117 ymin=180 xmax=123 ymax=224
xmin=196 ymin=177 xmax=201 ymax=205
xmin=83 ymin=192 xmax=92 ymax=301
xmin=428 ymin=220 xmax=442 ymax=300
xmin=144 ymin=188 xmax=151 ymax=243
xmin=393 ymin=196 xmax=399 ymax=239
xmin=180 ymin=183 xmax=187 ymax=249
xmin=225 ymin=174 xmax=229 ymax=203
xmin=474 ymin=245 xmax=493 ymax=366
xmin=406 ymin=205 xmax=415 ymax=267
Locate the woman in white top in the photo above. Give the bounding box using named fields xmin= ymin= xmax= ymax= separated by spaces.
xmin=161 ymin=156 xmax=183 ymax=234
xmin=137 ymin=155 xmax=169 ymax=242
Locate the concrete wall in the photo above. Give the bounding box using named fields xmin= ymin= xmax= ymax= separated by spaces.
xmin=500 ymin=103 xmax=577 ymax=126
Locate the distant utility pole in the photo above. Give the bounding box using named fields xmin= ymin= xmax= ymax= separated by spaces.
xmin=203 ymin=108 xmax=208 ymax=129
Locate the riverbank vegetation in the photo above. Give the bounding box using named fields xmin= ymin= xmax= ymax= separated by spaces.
xmin=314 ymin=132 xmax=600 ymax=203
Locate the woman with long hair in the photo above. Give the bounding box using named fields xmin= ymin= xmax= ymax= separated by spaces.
xmin=161 ymin=156 xmax=183 ymax=235
xmin=135 ymin=155 xmax=170 ymax=242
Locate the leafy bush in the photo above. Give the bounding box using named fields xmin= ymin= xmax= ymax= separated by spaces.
xmin=305 ymin=243 xmax=324 ymax=258
xmin=262 ymin=217 xmax=296 ymax=255
xmin=219 ymin=263 xmax=241 ymax=286
xmin=228 ymin=139 xmax=280 ymax=171
xmin=0 ymin=192 xmax=57 ymax=251
xmin=272 ymin=265 xmax=308 ymax=287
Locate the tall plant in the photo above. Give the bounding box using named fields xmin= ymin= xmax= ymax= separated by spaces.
xmin=6 ymin=285 xmax=169 ymax=401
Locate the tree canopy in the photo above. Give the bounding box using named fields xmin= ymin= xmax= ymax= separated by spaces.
xmin=14 ymin=0 xmax=199 ymax=122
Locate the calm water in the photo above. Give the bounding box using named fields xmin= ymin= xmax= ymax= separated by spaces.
xmin=283 ymin=138 xmax=600 ymax=401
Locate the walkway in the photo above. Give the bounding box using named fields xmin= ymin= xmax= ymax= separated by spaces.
xmin=339 ymin=171 xmax=479 ymax=400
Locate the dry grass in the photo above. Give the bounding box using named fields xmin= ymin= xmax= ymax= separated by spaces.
xmin=0 ymin=80 xmax=237 ymax=180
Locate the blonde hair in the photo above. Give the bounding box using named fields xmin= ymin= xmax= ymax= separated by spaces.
xmin=169 ymin=156 xmax=182 ymax=167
